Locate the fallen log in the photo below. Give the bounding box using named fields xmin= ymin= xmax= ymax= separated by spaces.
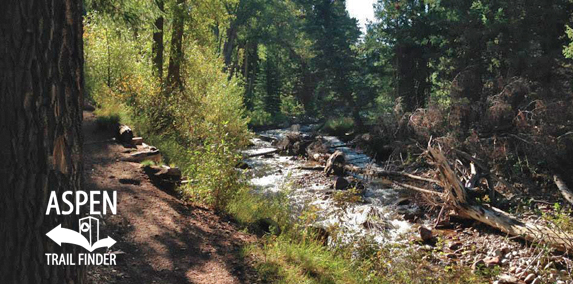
xmin=296 ymin=165 xmax=325 ymax=171
xmin=554 ymin=175 xmax=573 ymax=206
xmin=429 ymin=145 xmax=573 ymax=252
xmin=122 ymin=149 xmax=161 ymax=163
xmin=392 ymin=181 xmax=443 ymax=196
xmin=342 ymin=164 xmax=440 ymax=184
xmin=247 ymin=149 xmax=278 ymax=158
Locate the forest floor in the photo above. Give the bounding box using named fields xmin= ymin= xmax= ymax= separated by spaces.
xmin=82 ymin=110 xmax=261 ymax=284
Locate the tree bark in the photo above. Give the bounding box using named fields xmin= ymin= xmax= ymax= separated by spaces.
xmin=152 ymin=0 xmax=165 ymax=82
xmin=223 ymin=24 xmax=237 ymax=68
xmin=0 ymin=0 xmax=85 ymax=283
xmin=166 ymin=0 xmax=185 ymax=91
xmin=554 ymin=175 xmax=573 ymax=206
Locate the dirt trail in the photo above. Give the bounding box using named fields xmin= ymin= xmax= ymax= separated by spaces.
xmin=83 ymin=111 xmax=260 ymax=284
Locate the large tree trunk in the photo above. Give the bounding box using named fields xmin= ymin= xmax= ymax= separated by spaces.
xmin=0 ymin=0 xmax=85 ymax=283
xmin=166 ymin=0 xmax=185 ymax=91
xmin=152 ymin=0 xmax=165 ymax=82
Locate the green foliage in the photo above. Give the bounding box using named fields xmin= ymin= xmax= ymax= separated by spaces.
xmin=139 ymin=160 xmax=157 ymax=167
xmin=366 ymin=0 xmax=573 ymax=113
xmin=543 ymin=203 xmax=573 ymax=234
xmin=564 ymin=25 xmax=573 ymax=59
xmin=85 ymin=0 xmax=249 ymax=211
xmin=225 ymin=0 xmax=364 ymax=123
xmin=94 ymin=113 xmax=120 ymax=132
xmin=322 ymin=117 xmax=355 ymax=136
xmin=248 ymin=107 xmax=288 ymax=128
xmin=227 ymin=187 xmax=291 ymax=232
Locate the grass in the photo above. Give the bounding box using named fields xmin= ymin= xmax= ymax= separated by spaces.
xmin=245 ymin=235 xmax=365 ymax=284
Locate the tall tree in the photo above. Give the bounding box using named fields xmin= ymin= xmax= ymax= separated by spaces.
xmin=167 ymin=0 xmax=186 ymax=90
xmin=301 ymin=0 xmax=362 ymax=123
xmin=0 ymin=0 xmax=85 ymax=283
xmin=152 ymin=0 xmax=165 ymax=81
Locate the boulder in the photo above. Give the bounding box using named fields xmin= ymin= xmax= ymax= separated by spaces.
xmin=117 ymin=124 xmax=134 ymax=144
xmin=277 ymin=133 xmax=301 ymax=155
xmin=277 ymin=132 xmax=313 ymax=156
xmin=142 ymin=165 xmax=182 ymax=190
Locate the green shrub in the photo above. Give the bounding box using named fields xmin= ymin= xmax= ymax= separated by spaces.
xmin=85 ymin=9 xmax=250 ymax=211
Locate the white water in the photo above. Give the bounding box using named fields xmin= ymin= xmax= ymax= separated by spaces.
xmin=242 ymin=127 xmax=417 ymax=245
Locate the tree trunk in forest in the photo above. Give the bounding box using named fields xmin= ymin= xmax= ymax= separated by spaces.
xmin=223 ymin=25 xmax=237 ymax=68
xmin=0 ymin=0 xmax=85 ymax=283
xmin=152 ymin=0 xmax=165 ymax=82
xmin=167 ymin=0 xmax=185 ymax=91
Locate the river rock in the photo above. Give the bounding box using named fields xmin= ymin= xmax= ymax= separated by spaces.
xmin=306 ymin=139 xmax=329 ymax=162
xmin=497 ymin=274 xmax=519 ymax=284
xmin=277 ymin=132 xmax=313 ymax=156
xmin=419 ymin=226 xmax=434 ymax=244
xmin=334 ymin=177 xmax=350 ymax=190
xmin=523 ymin=274 xmax=536 ymax=283
xmin=484 ymin=256 xmax=501 ymax=267
xmin=324 ymin=150 xmax=345 ymax=176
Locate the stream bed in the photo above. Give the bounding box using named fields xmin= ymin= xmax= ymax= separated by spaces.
xmin=241 ymin=126 xmax=419 ymax=244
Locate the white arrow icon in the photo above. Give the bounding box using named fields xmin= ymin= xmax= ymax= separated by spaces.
xmin=46 ymin=224 xmax=116 ymax=252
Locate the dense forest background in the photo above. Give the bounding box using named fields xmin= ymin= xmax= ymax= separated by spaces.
xmin=86 ymin=0 xmax=573 ymax=203
xmin=85 ymin=0 xmax=573 ymax=131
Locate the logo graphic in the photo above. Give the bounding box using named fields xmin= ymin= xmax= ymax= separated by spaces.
xmin=46 ymin=216 xmax=116 ymax=252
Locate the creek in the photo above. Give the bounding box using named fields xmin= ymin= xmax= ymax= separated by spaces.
xmin=242 ymin=125 xmax=420 ymax=244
